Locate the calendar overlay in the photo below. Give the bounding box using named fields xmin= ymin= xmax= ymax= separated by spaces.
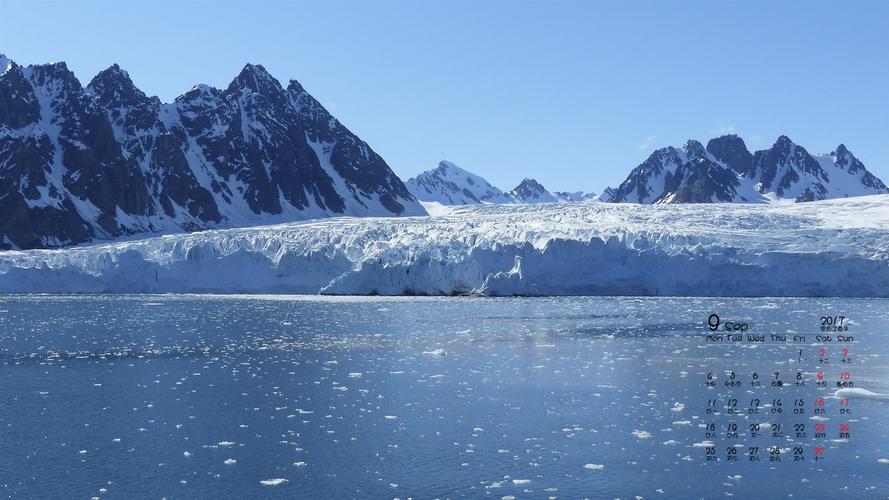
xmin=701 ymin=314 xmax=854 ymax=463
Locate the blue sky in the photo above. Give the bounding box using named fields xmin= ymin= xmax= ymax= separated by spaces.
xmin=2 ymin=0 xmax=888 ymax=193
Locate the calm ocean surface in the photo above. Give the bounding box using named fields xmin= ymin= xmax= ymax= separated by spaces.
xmin=1 ymin=295 xmax=887 ymax=499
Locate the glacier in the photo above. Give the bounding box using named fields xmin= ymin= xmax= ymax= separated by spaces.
xmin=1 ymin=195 xmax=888 ymax=296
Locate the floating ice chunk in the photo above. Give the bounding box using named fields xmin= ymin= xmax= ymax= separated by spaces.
xmin=385 ymin=415 xmax=397 ymax=420
xmin=693 ymin=441 xmax=715 ymax=447
xmin=183 ymin=451 xmax=192 ymax=458
xmin=422 ymin=348 xmax=447 ymax=356
xmin=583 ymin=463 xmax=604 ymax=470
xmin=260 ymin=479 xmax=288 ymax=486
xmin=512 ymin=479 xmax=531 ymax=485
xmin=662 ymin=440 xmax=679 ymax=446
xmin=671 ymin=403 xmax=685 ymax=412
xmin=632 ymin=430 xmax=651 ymax=439
xmin=294 ymin=461 xmax=306 ymax=467
xmin=348 ymin=372 xmax=362 ymax=378
xmin=878 ymin=458 xmax=889 ymax=464
xmin=218 ymin=441 xmax=236 ymax=447
xmin=834 ymin=388 xmax=889 ymax=401
xmin=224 ymin=458 xmax=237 ymax=465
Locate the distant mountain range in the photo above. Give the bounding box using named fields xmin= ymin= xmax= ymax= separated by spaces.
xmin=0 ymin=55 xmax=422 ymax=249
xmin=409 ymin=135 xmax=887 ymax=208
xmin=2 ymin=55 xmax=887 ymax=250
xmin=609 ymin=134 xmax=887 ymax=203
xmin=406 ymin=161 xmax=609 ymax=206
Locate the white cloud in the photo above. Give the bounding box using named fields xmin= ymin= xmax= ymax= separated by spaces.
xmin=638 ymin=135 xmax=655 ymax=151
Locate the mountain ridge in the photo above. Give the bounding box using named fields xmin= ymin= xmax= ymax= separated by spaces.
xmin=610 ymin=134 xmax=887 ymax=204
xmin=407 ymin=161 xmax=582 ymax=206
xmin=0 ymin=56 xmax=423 ymax=249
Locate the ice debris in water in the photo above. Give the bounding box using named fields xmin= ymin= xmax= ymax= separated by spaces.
xmin=834 ymin=388 xmax=889 ymax=401
xmin=260 ymin=479 xmax=288 ymax=486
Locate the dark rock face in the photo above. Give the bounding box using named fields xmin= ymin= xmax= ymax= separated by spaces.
xmin=748 ymin=136 xmax=826 ymax=198
xmin=509 ymin=178 xmax=557 ymax=203
xmin=0 ymin=56 xmax=423 ymax=249
xmin=288 ymin=79 xmax=415 ymax=214
xmin=663 ymin=158 xmax=742 ymax=203
xmin=598 ymin=187 xmax=615 ymax=202
xmin=830 ymin=144 xmax=886 ymax=192
xmin=706 ymin=134 xmax=753 ymax=174
xmin=609 ymin=140 xmax=740 ymax=203
xmin=611 ymin=134 xmax=888 ymax=204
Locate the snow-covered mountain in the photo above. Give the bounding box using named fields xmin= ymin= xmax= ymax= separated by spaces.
xmin=406 ymin=160 xmax=513 ymax=204
xmin=408 ymin=162 xmax=603 ymax=206
xmin=553 ymin=189 xmax=614 ymax=202
xmin=610 ymin=135 xmax=887 ymax=204
xmin=509 ymin=178 xmax=557 ymax=203
xmin=3 ymin=194 xmax=888 ymax=296
xmin=552 ymin=191 xmax=596 ymax=202
xmin=0 ymin=55 xmax=423 ymax=250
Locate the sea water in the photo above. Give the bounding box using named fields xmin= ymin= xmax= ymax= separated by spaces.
xmin=0 ymin=295 xmax=886 ymax=498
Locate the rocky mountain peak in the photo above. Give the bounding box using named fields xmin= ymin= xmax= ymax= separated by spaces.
xmin=830 ymin=144 xmax=869 ymax=178
xmin=177 ymin=83 xmax=224 ymax=106
xmin=681 ymin=139 xmax=708 ymax=160
xmin=510 ymin=178 xmax=557 ymax=203
xmin=515 ymin=178 xmax=544 ymax=190
xmin=0 ymin=57 xmax=424 ymax=250
xmin=25 ymin=61 xmax=81 ymax=92
xmin=286 ymin=79 xmax=306 ymax=95
xmin=612 ymin=134 xmax=887 ymax=205
xmin=773 ymin=134 xmax=797 ymax=150
xmin=0 ymin=54 xmax=12 ymax=76
xmin=434 ymin=160 xmax=466 ymax=176
xmin=87 ymin=64 xmax=147 ymax=107
xmin=406 ymin=160 xmax=514 ymax=205
xmin=227 ymin=63 xmax=283 ymax=96
xmin=707 ymin=134 xmax=753 ymax=174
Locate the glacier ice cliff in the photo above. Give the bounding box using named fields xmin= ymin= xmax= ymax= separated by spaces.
xmin=1 ymin=196 xmax=888 ymax=296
